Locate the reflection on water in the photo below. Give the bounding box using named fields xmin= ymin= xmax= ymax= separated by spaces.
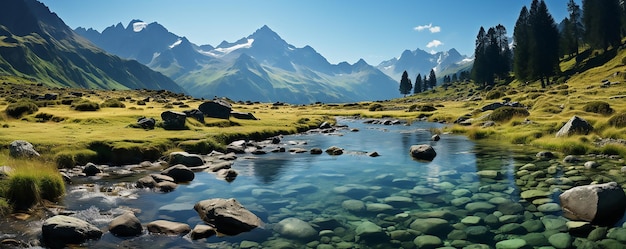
xmin=4 ymin=117 xmax=626 ymax=248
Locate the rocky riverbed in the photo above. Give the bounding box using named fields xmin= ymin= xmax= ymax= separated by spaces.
xmin=2 ymin=118 xmax=626 ymax=249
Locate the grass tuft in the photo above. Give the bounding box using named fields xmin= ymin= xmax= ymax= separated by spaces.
xmin=5 ymin=99 xmax=38 ymax=118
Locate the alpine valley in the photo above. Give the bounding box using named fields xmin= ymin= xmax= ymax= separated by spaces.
xmin=75 ymin=20 xmax=472 ymax=104
xmin=0 ymin=0 xmax=184 ymax=93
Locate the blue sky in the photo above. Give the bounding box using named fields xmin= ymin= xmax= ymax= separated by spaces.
xmin=39 ymin=0 xmax=575 ymax=65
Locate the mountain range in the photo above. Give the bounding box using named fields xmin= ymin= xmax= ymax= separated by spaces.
xmin=377 ymin=48 xmax=473 ymax=82
xmin=0 ymin=0 xmax=184 ymax=93
xmin=76 ymin=20 xmax=472 ymax=104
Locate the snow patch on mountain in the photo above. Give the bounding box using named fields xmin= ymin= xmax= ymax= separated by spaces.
xmin=169 ymin=39 xmax=182 ymax=49
xmin=203 ymin=38 xmax=254 ymax=57
xmin=132 ymin=22 xmax=148 ymax=32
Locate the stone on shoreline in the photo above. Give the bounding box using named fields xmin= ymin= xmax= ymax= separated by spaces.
xmin=559 ymin=182 xmax=626 ymax=224
xmin=9 ymin=140 xmax=40 ymax=158
xmin=146 ymin=220 xmax=190 ymax=236
xmin=108 ymin=212 xmax=143 ymax=237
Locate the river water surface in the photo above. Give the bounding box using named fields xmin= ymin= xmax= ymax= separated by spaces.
xmin=4 ymin=117 xmax=626 ymax=248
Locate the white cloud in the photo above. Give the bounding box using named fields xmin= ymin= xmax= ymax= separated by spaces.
xmin=426 ymin=40 xmax=443 ymax=48
xmin=413 ymin=23 xmax=441 ymax=33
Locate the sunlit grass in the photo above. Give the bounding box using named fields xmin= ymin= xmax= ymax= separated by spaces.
xmin=0 ymin=153 xmax=65 ymax=211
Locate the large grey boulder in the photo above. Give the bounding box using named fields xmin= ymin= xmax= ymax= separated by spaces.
xmin=556 ymin=115 xmax=593 ymax=137
xmin=559 ymin=182 xmax=626 ymax=224
xmin=198 ymin=100 xmax=232 ymax=119
xmin=146 ymin=220 xmax=191 ymax=236
xmin=183 ymin=109 xmax=204 ymax=123
xmin=9 ymin=140 xmax=40 ymax=158
xmin=274 ymin=217 xmax=318 ymax=241
xmin=168 ymin=151 xmax=204 ymax=167
xmin=136 ymin=117 xmax=156 ymax=129
xmin=161 ymin=165 xmax=195 ymax=183
xmin=42 ymin=215 xmax=102 ymax=248
xmin=161 ymin=110 xmax=187 ymax=130
xmin=108 ymin=212 xmax=143 ymax=237
xmin=194 ymin=198 xmax=262 ymax=235
xmin=409 ymin=144 xmax=437 ymax=161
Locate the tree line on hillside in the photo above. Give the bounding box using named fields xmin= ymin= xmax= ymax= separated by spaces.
xmin=399 ymin=0 xmax=626 ymax=95
xmin=399 ymin=69 xmax=471 ymax=96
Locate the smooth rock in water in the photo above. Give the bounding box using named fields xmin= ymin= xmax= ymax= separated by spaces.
xmin=368 ymin=151 xmax=380 ymax=157
xmin=83 ymin=163 xmax=101 ymax=176
xmin=521 ymin=189 xmax=550 ymax=200
xmin=383 ymin=196 xmax=414 ymax=208
xmin=477 ymin=170 xmax=502 ymax=179
xmin=461 ymin=216 xmax=482 ymax=225
xmin=465 ymin=202 xmax=496 ymax=213
xmin=325 ymin=146 xmax=344 ymax=155
xmin=157 ymin=181 xmax=178 ymax=192
xmin=9 ymin=140 xmax=40 ymax=158
xmin=108 ymin=212 xmax=143 ymax=237
xmin=42 ymin=215 xmax=102 ymax=248
xmin=342 ymin=200 xmax=365 ymax=213
xmin=161 ymin=165 xmax=195 ymax=183
xmin=310 ymin=148 xmax=323 ymax=154
xmin=563 ymin=155 xmax=579 ymax=163
xmin=495 ymin=238 xmax=528 ymax=249
xmin=537 ymin=203 xmax=561 ymax=213
xmin=584 ymin=161 xmax=600 ymax=169
xmin=356 ymin=221 xmax=387 ymax=243
xmin=413 ymin=235 xmax=443 ymax=249
xmin=556 ymin=115 xmax=593 ymax=137
xmin=536 ymin=151 xmax=555 ymax=159
xmin=365 ymin=203 xmax=394 ymax=213
xmin=559 ymin=182 xmax=626 ymax=224
xmin=548 ymin=232 xmax=572 ymax=249
xmin=190 ymin=224 xmax=217 ymax=240
xmin=431 ymin=134 xmax=441 ymax=141
xmin=274 ymin=218 xmax=317 ymax=240
xmin=409 ymin=144 xmax=437 ymax=161
xmin=146 ymin=220 xmax=191 ymax=235
xmin=168 ymin=151 xmax=204 ymax=167
xmin=409 ymin=218 xmax=452 ymax=236
xmin=194 ymin=198 xmax=262 ymax=235
xmin=136 ymin=175 xmax=157 ymax=188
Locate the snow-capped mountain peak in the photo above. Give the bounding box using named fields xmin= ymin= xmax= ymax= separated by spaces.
xmin=133 ymin=21 xmax=148 ymax=32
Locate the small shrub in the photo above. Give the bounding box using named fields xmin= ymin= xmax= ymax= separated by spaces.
xmin=72 ymin=100 xmax=100 ymax=111
xmin=489 ymin=107 xmax=530 ymax=122
xmin=136 ymin=100 xmax=146 ymax=106
xmin=54 ymin=149 xmax=98 ymax=168
xmin=6 ymin=175 xmax=40 ymax=210
xmin=485 ymin=90 xmax=505 ymax=100
xmin=38 ymin=174 xmax=65 ymax=202
xmin=608 ymin=112 xmax=626 ymax=128
xmin=583 ymin=101 xmax=613 ymax=115
xmin=5 ymin=100 xmax=38 ymax=118
xmin=369 ymin=103 xmax=383 ymax=111
xmin=101 ymin=98 xmax=126 ymax=108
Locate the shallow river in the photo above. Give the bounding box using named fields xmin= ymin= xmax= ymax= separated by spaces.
xmin=3 ymin=117 xmax=626 ymax=248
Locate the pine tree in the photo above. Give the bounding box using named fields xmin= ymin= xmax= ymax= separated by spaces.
xmin=414 ymin=73 xmax=422 ymax=94
xmin=567 ymin=0 xmax=583 ymax=56
xmin=513 ymin=6 xmax=531 ymax=81
xmin=399 ymin=70 xmax=412 ymax=97
xmin=451 ymin=73 xmax=458 ymax=82
xmin=471 ymin=26 xmax=489 ymax=86
xmin=529 ymin=0 xmax=560 ymax=85
xmin=428 ymin=69 xmax=437 ymax=89
xmin=583 ymin=0 xmax=622 ymax=51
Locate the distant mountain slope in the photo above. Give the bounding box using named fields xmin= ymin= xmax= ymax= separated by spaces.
xmin=0 ymin=0 xmax=184 ymax=93
xmin=76 ymin=23 xmax=400 ymax=104
xmin=377 ymin=48 xmax=472 ymax=82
